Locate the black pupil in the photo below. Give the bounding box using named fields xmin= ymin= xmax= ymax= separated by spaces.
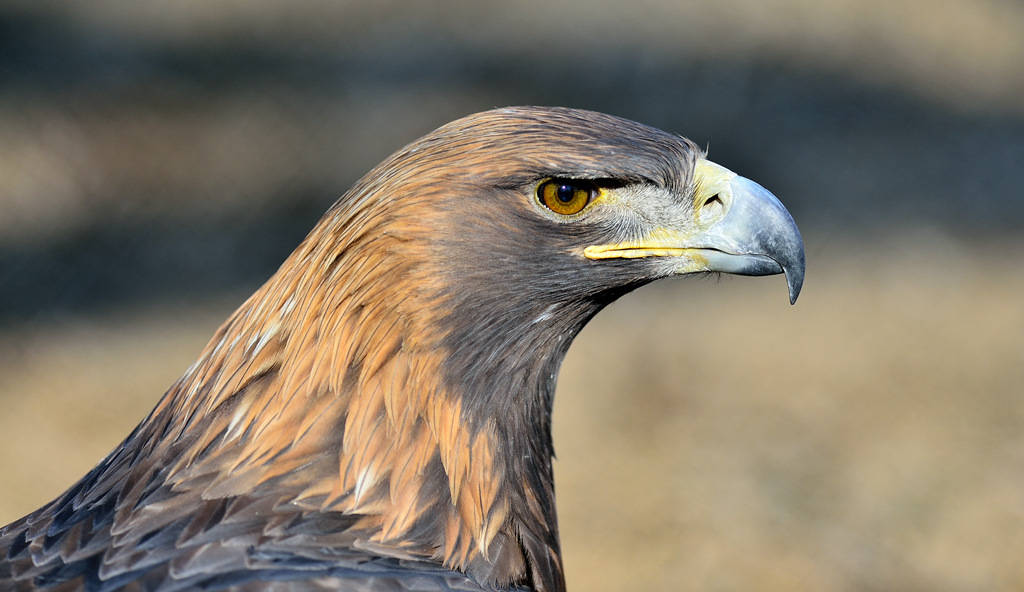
xmin=556 ymin=184 xmax=577 ymax=203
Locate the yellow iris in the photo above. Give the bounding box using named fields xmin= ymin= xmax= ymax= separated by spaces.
xmin=537 ymin=179 xmax=597 ymax=216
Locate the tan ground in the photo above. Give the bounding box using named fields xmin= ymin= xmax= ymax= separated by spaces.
xmin=1 ymin=236 xmax=1022 ymax=592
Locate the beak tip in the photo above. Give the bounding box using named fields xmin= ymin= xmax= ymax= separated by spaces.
xmin=785 ymin=256 xmax=805 ymax=305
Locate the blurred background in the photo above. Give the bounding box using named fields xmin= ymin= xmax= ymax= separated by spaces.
xmin=1 ymin=1 xmax=1022 ymax=590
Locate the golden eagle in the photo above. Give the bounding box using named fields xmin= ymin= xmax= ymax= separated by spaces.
xmin=0 ymin=107 xmax=804 ymax=592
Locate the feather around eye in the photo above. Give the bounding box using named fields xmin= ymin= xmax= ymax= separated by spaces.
xmin=536 ymin=179 xmax=598 ymax=216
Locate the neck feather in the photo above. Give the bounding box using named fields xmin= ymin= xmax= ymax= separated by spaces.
xmin=139 ymin=207 xmax=570 ymax=591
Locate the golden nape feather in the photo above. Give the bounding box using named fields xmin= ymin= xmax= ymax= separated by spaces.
xmin=0 ymin=106 xmax=804 ymax=592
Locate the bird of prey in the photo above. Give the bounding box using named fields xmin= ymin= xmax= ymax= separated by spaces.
xmin=0 ymin=106 xmax=804 ymax=592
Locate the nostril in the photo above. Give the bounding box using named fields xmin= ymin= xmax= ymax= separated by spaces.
xmin=697 ymin=193 xmax=726 ymax=224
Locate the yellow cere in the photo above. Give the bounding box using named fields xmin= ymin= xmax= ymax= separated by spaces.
xmin=693 ymin=159 xmax=737 ymax=196
xmin=692 ymin=159 xmax=736 ymax=226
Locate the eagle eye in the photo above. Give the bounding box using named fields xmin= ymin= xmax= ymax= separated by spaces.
xmin=537 ymin=179 xmax=598 ymax=216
